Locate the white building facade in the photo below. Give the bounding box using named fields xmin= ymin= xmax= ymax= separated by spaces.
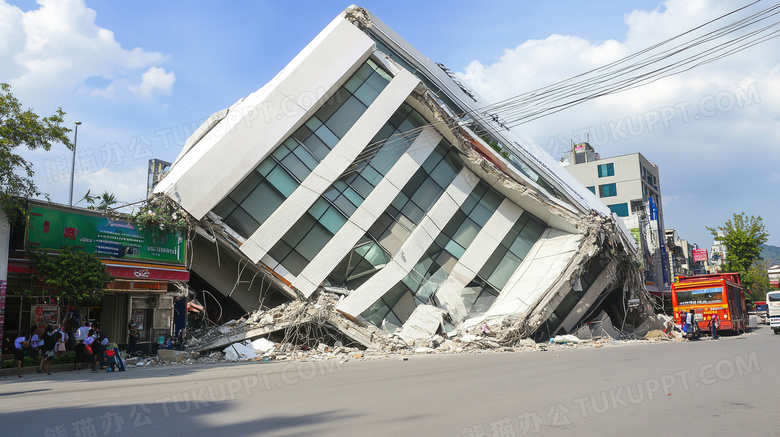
xmin=157 ymin=7 xmax=647 ymax=339
xmin=563 ymin=146 xmax=670 ymax=294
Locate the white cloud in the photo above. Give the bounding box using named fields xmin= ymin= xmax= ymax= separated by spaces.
xmin=0 ymin=0 xmax=172 ymax=99
xmin=457 ymin=0 xmax=780 ymax=246
xmin=78 ymin=166 xmax=148 ymax=207
xmin=130 ymin=67 xmax=175 ymax=98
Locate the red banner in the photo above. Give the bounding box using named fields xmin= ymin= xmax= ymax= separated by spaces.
xmin=693 ymin=248 xmax=708 ymax=262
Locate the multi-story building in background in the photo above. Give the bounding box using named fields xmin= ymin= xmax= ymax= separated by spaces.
xmin=563 ymin=143 xmax=670 ymax=295
xmin=665 ymin=229 xmax=695 ymax=277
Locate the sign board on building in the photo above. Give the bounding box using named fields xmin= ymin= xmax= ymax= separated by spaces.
xmin=31 ymin=304 xmax=59 ymax=326
xmin=26 ymin=204 xmax=186 ymax=264
xmin=693 ymin=248 xmax=708 ymax=262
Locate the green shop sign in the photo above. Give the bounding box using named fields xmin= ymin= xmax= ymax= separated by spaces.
xmin=26 ymin=204 xmax=186 ymax=264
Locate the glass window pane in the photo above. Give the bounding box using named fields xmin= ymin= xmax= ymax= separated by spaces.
xmin=293 ymin=144 xmax=319 ymax=171
xmin=469 ymin=202 xmax=494 ymax=228
xmin=302 ymin=134 xmax=329 ymax=161
xmin=401 ymin=202 xmax=424 ymax=225
xmin=306 ymin=198 xmax=328 ymax=220
xmin=315 ymin=88 xmax=350 ymax=123
xmin=224 ymin=207 xmax=260 ymax=239
xmin=363 ymin=243 xmax=391 ymax=267
xmin=441 ymin=210 xmax=467 ymax=238
xmin=281 ymin=153 xmax=310 ymax=182
xmin=268 ymin=241 xmax=293 ymax=267
xmin=272 ymin=143 xmax=291 ymax=161
xmin=284 ymin=214 xmax=317 ymax=247
xmin=257 ymin=159 xmax=276 ymax=177
xmin=472 ymin=291 xmax=497 ymax=314
xmin=343 ymin=186 xmax=364 ymax=206
xmin=350 ymin=175 xmax=374 ymax=198
xmin=478 ymin=248 xmax=505 ymax=280
xmin=444 ymin=240 xmax=466 ymax=258
xmin=280 ymin=250 xmax=308 ymax=276
xmin=320 ymin=207 xmax=347 ymax=234
xmin=325 ymin=96 xmax=367 ymax=138
xmin=354 ymin=71 xmax=389 ymax=106
xmin=333 ymin=194 xmax=357 ymax=217
xmin=488 ymin=254 xmax=521 ymax=290
xmin=422 ymin=145 xmax=445 ymax=173
xmin=315 ymin=124 xmax=339 ymax=148
xmin=508 ymin=237 xmax=534 ymax=260
xmin=296 ymin=225 xmax=332 ymax=261
xmin=241 ymin=182 xmax=284 ymax=225
xmin=452 ymin=219 xmax=480 ymax=248
xmin=410 ymin=178 xmax=441 ymax=211
xmin=520 ymin=218 xmax=546 ymax=242
xmin=291 ymin=125 xmax=313 ymax=145
xmin=229 ymin=171 xmax=262 ymax=203
xmin=304 ymin=117 xmax=322 ymax=132
xmin=213 ymin=197 xmax=237 ymax=219
xmin=482 ymin=189 xmax=504 ymax=211
xmin=267 ymin=166 xmax=298 ymax=197
xmin=430 ymin=160 xmax=456 ymax=189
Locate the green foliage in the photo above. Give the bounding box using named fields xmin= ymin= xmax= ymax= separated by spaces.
xmin=80 ymin=189 xmax=118 ymax=210
xmin=743 ymin=264 xmax=771 ymax=302
xmin=28 ymin=247 xmax=114 ymax=304
xmin=129 ymin=193 xmax=193 ymax=232
xmin=0 ymin=83 xmax=73 ymax=219
xmin=708 ymin=212 xmax=769 ymax=273
xmin=1 ymin=351 xmax=75 ymax=368
xmin=707 ymin=212 xmax=770 ymax=295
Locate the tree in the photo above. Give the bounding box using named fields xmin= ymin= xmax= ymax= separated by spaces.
xmin=28 ymin=247 xmax=114 ymax=306
xmin=707 ymin=212 xmax=770 ymax=298
xmin=80 ymin=189 xmax=118 ymax=210
xmin=0 ymin=82 xmax=72 ymax=218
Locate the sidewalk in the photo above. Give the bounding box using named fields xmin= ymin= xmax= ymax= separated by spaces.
xmin=0 ymin=362 xmax=121 ymax=378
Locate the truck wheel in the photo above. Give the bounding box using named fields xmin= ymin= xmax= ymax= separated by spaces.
xmin=774 ymin=329 xmax=780 ymax=335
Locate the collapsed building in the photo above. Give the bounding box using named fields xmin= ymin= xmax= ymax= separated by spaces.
xmin=154 ymin=6 xmax=655 ymax=350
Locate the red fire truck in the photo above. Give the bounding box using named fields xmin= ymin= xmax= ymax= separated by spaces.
xmin=671 ymin=273 xmax=748 ymax=334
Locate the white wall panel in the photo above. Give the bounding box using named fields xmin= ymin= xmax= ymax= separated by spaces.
xmin=160 ymin=19 xmax=376 ymax=219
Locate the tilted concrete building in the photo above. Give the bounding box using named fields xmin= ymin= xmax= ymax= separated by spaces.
xmin=156 ymin=6 xmax=650 ymax=343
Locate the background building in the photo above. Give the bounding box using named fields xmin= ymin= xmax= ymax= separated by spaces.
xmin=563 ymin=144 xmax=670 ymax=295
xmin=1 ymin=199 xmax=188 ymax=355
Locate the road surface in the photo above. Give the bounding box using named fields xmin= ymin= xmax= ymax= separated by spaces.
xmin=1 ymin=326 xmax=777 ymax=436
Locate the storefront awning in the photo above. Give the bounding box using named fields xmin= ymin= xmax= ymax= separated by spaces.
xmin=8 ymin=258 xmax=189 ymax=282
xmin=102 ymin=260 xmax=189 ymax=281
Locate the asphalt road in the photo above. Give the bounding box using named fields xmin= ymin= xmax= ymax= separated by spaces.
xmin=1 ymin=326 xmax=778 ymax=437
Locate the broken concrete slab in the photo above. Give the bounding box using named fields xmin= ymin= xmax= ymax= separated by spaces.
xmin=396 ymin=305 xmax=446 ymax=343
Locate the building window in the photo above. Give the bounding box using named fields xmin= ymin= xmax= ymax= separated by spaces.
xmin=213 ymin=59 xmax=392 ymax=239
xmin=608 ymin=203 xmax=629 ymax=217
xmin=327 ymin=140 xmax=462 ymax=289
xmin=268 ymin=104 xmax=429 ymax=276
xmin=586 ymin=186 xmax=595 ymax=194
xmin=599 ymin=183 xmax=617 ymax=198
xmin=597 ymin=163 xmax=614 ymax=178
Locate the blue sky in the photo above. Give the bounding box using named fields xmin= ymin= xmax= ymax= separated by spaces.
xmin=2 ymin=0 xmax=779 ymax=249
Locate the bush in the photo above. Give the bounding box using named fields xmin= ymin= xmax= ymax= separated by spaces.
xmin=1 ymin=351 xmax=75 ymax=368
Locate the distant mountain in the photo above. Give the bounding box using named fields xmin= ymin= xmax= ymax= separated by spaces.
xmin=761 ymin=244 xmax=780 ymax=266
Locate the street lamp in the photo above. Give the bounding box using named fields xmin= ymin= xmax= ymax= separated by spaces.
xmin=68 ymin=121 xmax=82 ymax=206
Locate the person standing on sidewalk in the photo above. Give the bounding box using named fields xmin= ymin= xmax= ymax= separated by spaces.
xmin=29 ymin=326 xmax=40 ymax=360
xmin=14 ymin=334 xmax=28 ymax=378
xmin=127 ymin=320 xmax=138 ymax=355
xmin=38 ymin=325 xmax=56 ymax=375
xmin=708 ymin=314 xmax=720 ymax=340
xmin=84 ymin=329 xmax=97 ymax=373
